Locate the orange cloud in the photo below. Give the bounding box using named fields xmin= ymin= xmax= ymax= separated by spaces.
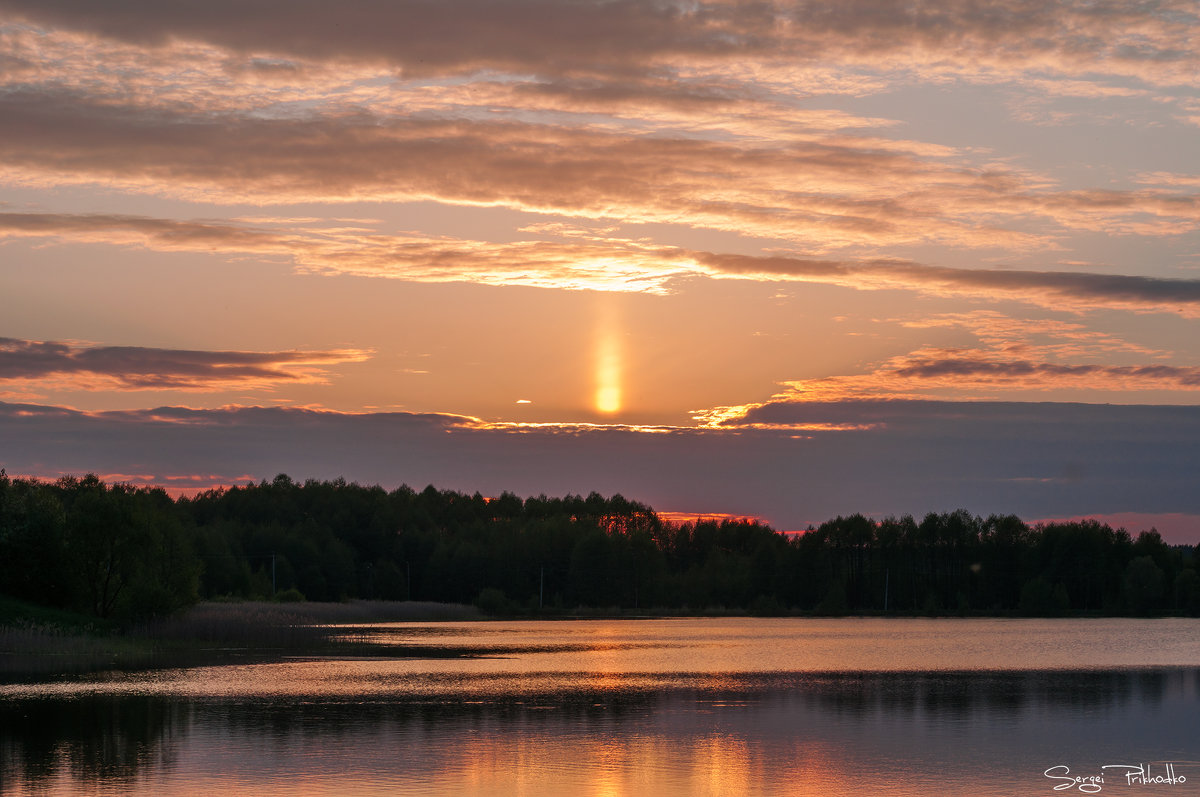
xmin=0 ymin=211 xmax=694 ymax=292
xmin=5 ymin=211 xmax=1200 ymax=314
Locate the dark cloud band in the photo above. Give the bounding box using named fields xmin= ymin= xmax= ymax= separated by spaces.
xmin=3 ymin=398 xmax=1199 ymax=530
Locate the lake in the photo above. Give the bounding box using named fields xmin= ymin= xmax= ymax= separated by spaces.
xmin=3 ymin=617 xmax=1199 ymax=795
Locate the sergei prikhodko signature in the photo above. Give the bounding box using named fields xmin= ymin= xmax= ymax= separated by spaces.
xmin=1045 ymin=763 xmax=1189 ymax=793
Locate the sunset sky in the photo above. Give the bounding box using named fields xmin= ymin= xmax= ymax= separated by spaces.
xmin=2 ymin=1 xmax=1199 ymax=540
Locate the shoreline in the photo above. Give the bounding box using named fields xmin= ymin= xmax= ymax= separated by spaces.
xmin=3 ymin=598 xmax=1195 ymax=678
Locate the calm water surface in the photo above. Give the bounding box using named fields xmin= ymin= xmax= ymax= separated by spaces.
xmin=3 ymin=618 xmax=1199 ymax=796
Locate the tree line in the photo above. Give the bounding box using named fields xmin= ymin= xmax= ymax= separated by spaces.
xmin=1 ymin=471 xmax=1197 ymax=620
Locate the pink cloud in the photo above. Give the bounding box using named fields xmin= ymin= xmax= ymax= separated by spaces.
xmin=2 ymin=91 xmax=1197 ymax=253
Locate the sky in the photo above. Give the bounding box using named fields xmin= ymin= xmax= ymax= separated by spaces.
xmin=2 ymin=0 xmax=1199 ymax=540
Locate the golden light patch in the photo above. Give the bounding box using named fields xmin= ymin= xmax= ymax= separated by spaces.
xmin=594 ymin=299 xmax=622 ymax=414
xmin=595 ymin=384 xmax=620 ymax=413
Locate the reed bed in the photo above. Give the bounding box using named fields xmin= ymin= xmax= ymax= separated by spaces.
xmin=0 ymin=600 xmax=479 ymax=676
xmin=0 ymin=621 xmax=154 ymax=675
xmin=134 ymin=600 xmax=480 ymax=647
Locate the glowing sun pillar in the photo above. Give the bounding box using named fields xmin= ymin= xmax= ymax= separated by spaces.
xmin=594 ymin=298 xmax=622 ymax=414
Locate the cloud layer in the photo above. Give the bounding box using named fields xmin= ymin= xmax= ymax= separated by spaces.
xmin=2 ymin=0 xmax=1196 ymax=264
xmin=2 ymin=90 xmax=1197 ymax=254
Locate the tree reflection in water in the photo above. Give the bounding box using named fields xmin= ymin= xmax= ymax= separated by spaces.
xmin=3 ymin=668 xmax=1198 ymax=796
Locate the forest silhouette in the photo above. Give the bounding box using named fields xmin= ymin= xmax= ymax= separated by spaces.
xmin=1 ymin=471 xmax=1197 ymax=621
